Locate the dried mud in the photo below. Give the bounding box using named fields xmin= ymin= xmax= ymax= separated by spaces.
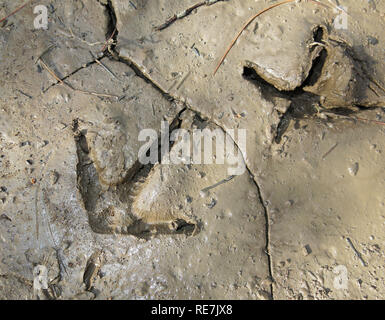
xmin=0 ymin=0 xmax=384 ymax=300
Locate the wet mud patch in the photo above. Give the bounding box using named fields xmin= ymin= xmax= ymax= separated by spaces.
xmin=74 ymin=117 xmax=196 ymax=239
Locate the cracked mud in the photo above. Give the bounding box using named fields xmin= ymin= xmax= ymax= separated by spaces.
xmin=0 ymin=0 xmax=385 ymax=300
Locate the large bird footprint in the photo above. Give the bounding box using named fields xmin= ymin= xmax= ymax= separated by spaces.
xmin=74 ymin=118 xmax=196 ymax=239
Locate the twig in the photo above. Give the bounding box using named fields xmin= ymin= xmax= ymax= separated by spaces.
xmin=369 ymin=78 xmax=385 ymax=94
xmin=0 ymin=0 xmax=33 ymax=24
xmin=35 ymin=44 xmax=56 ymax=64
xmin=355 ymin=117 xmax=385 ymax=126
xmin=101 ymin=27 xmax=117 ymax=52
xmin=89 ymin=51 xmax=119 ymax=80
xmin=322 ymin=142 xmax=338 ymax=160
xmin=56 ymin=27 xmax=105 ymax=48
xmin=34 ymin=151 xmax=53 ymax=241
xmin=38 ymin=59 xmax=66 ymax=85
xmin=155 ymin=0 xmax=225 ymax=31
xmin=16 ymin=89 xmax=33 ymax=99
xmin=66 ymin=27 xmax=105 ymax=47
xmin=0 ymin=214 xmax=12 ymax=222
xmin=321 ymin=110 xmax=385 ymax=126
xmin=201 ymin=175 xmax=235 ymax=193
xmin=129 ymin=1 xmax=137 ymax=10
xmin=346 ymin=237 xmax=368 ymax=267
xmin=213 ymin=0 xmax=329 ymax=75
xmin=38 ymin=58 xmax=120 ymax=99
xmin=155 ymin=2 xmax=205 ymax=31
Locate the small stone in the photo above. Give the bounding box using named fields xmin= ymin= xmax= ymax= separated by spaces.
xmin=20 ymin=141 xmax=31 ymax=147
xmin=197 ymin=171 xmax=206 ymax=178
xmin=206 ymin=198 xmax=217 ymax=209
xmin=50 ymin=170 xmax=59 ymax=185
xmin=303 ymin=244 xmax=312 ymax=256
xmin=368 ymin=36 xmax=378 ymax=46
xmin=348 ymin=162 xmax=359 ymax=176
xmin=285 ymin=200 xmax=294 ymax=207
xmin=37 ymin=140 xmax=49 ymax=148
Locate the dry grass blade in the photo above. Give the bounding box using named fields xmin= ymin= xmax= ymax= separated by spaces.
xmin=101 ymin=27 xmax=117 ymax=52
xmin=89 ymin=51 xmax=119 ymax=80
xmin=322 ymin=110 xmax=385 ymax=126
xmin=0 ymin=0 xmax=34 ymax=24
xmin=155 ymin=2 xmax=206 ymax=31
xmin=213 ymin=0 xmax=330 ymax=75
xmin=38 ymin=58 xmax=120 ymax=99
xmin=355 ymin=117 xmax=385 ymax=126
xmin=155 ymin=1 xmax=226 ymax=32
xmin=38 ymin=59 xmax=66 ymax=86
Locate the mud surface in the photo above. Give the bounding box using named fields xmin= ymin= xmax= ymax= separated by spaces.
xmin=0 ymin=0 xmax=384 ymax=299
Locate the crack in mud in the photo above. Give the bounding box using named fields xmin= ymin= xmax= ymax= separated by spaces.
xmin=41 ymin=0 xmax=119 ymax=93
xmin=205 ymin=120 xmax=275 ymax=299
xmin=103 ymin=0 xmax=118 ymax=41
xmin=42 ymin=57 xmax=100 ymax=93
xmin=154 ymin=0 xmax=228 ymax=31
xmin=249 ymin=172 xmax=274 ymax=299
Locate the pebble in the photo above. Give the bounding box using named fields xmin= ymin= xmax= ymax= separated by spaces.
xmin=50 ymin=170 xmax=60 ymax=185
xmin=368 ymin=36 xmax=378 ymax=46
xmin=285 ymin=200 xmax=294 ymax=207
xmin=348 ymin=162 xmax=359 ymax=176
xmin=20 ymin=141 xmax=31 ymax=147
xmin=206 ymin=198 xmax=217 ymax=209
xmin=37 ymin=140 xmax=49 ymax=148
xmin=303 ymin=244 xmax=312 ymax=256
